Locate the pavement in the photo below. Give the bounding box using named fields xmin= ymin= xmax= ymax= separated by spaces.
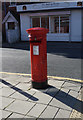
xmin=0 ymin=72 xmax=83 ymax=119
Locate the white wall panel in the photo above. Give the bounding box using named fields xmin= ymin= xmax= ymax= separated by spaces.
xmin=20 ymin=13 xmax=30 ymax=41
xmin=70 ymin=9 xmax=82 ymax=42
xmin=47 ymin=33 xmax=69 ymax=41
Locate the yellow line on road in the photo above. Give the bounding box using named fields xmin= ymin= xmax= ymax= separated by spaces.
xmin=0 ymin=72 xmax=83 ymax=83
xmin=48 ymin=76 xmax=83 ymax=83
xmin=0 ymin=72 xmax=31 ymax=76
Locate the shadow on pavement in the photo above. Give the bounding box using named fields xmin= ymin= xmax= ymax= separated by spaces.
xmin=43 ymin=85 xmax=83 ymax=114
xmin=0 ymin=79 xmax=38 ymax=101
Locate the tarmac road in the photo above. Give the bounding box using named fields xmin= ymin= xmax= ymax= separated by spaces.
xmin=1 ymin=42 xmax=82 ymax=80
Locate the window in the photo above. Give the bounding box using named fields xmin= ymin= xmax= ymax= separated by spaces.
xmin=32 ymin=17 xmax=40 ymax=27
xmin=41 ymin=17 xmax=49 ymax=29
xmin=54 ymin=17 xmax=59 ymax=33
xmin=54 ymin=16 xmax=69 ymax=33
xmin=8 ymin=22 xmax=15 ymax=30
xmin=60 ymin=16 xmax=69 ymax=33
xmin=32 ymin=16 xmax=49 ymax=29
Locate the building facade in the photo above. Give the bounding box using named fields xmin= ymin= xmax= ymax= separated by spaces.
xmin=16 ymin=2 xmax=83 ymax=42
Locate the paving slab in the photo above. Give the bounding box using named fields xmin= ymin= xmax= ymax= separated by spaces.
xmin=27 ymin=103 xmax=46 ymax=118
xmin=0 ymin=82 xmax=12 ymax=88
xmin=0 ymin=88 xmax=2 ymax=96
xmin=0 ymin=109 xmax=2 ymax=120
xmin=8 ymin=112 xmax=25 ymax=118
xmin=0 ymin=96 xmax=2 ymax=110
xmin=49 ymin=97 xmax=72 ymax=111
xmin=62 ymin=82 xmax=81 ymax=92
xmin=68 ymin=89 xmax=79 ymax=98
xmin=48 ymin=79 xmax=64 ymax=89
xmin=15 ymin=76 xmax=31 ymax=83
xmin=0 ymin=110 xmax=12 ymax=119
xmin=15 ymin=82 xmax=31 ymax=91
xmin=3 ymin=75 xmax=21 ymax=81
xmin=7 ymin=80 xmax=20 ymax=87
xmin=9 ymin=90 xmax=35 ymax=101
xmin=5 ymin=100 xmax=35 ymax=115
xmin=28 ymin=91 xmax=53 ymax=104
xmin=39 ymin=105 xmax=58 ymax=118
xmin=30 ymin=87 xmax=49 ymax=93
xmin=1 ymin=79 xmax=19 ymax=88
xmin=45 ymin=86 xmax=59 ymax=97
xmin=55 ymin=108 xmax=71 ymax=118
xmin=0 ymin=83 xmax=2 ymax=89
xmin=2 ymin=97 xmax=15 ymax=110
xmin=2 ymin=74 xmax=10 ymax=78
xmin=61 ymin=87 xmax=70 ymax=93
xmin=2 ymin=87 xmax=15 ymax=97
xmin=70 ymin=88 xmax=82 ymax=119
xmin=24 ymin=115 xmax=36 ymax=119
xmin=56 ymin=87 xmax=70 ymax=98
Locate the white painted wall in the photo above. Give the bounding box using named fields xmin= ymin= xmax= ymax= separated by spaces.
xmin=5 ymin=16 xmax=20 ymax=43
xmin=7 ymin=29 xmax=19 ymax=43
xmin=17 ymin=2 xmax=78 ymax=12
xmin=70 ymin=9 xmax=82 ymax=42
xmin=82 ymin=9 xmax=83 ymax=41
xmin=20 ymin=13 xmax=30 ymax=41
xmin=20 ymin=9 xmax=82 ymax=42
xmin=6 ymin=16 xmax=15 ymax=22
xmin=47 ymin=33 xmax=69 ymax=41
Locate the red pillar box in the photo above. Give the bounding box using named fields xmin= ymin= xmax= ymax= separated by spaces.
xmin=26 ymin=27 xmax=49 ymax=89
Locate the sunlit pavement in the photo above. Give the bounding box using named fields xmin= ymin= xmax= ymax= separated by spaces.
xmin=0 ymin=72 xmax=82 ymax=119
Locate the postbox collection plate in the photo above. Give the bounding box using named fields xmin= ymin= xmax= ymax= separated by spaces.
xmin=33 ymin=45 xmax=39 ymax=55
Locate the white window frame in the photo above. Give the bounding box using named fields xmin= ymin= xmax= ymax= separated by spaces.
xmin=53 ymin=15 xmax=69 ymax=34
xmin=30 ymin=15 xmax=69 ymax=34
xmin=31 ymin=16 xmax=50 ymax=32
xmin=59 ymin=16 xmax=60 ymax=33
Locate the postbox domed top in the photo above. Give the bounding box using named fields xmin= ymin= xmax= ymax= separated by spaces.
xmin=26 ymin=27 xmax=49 ymax=35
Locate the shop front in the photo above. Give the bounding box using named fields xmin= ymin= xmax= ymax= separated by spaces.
xmin=17 ymin=2 xmax=82 ymax=42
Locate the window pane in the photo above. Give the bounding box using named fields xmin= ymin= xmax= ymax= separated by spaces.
xmin=60 ymin=16 xmax=69 ymax=33
xmin=32 ymin=17 xmax=40 ymax=27
xmin=54 ymin=17 xmax=59 ymax=33
xmin=8 ymin=22 xmax=15 ymax=30
xmin=41 ymin=16 xmax=49 ymax=29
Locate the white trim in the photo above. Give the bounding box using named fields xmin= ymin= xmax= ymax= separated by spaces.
xmin=28 ymin=11 xmax=70 ymax=17
xmin=69 ymin=15 xmax=71 ymax=42
xmin=59 ymin=16 xmax=60 ymax=33
xmin=47 ymin=33 xmax=69 ymax=41
xmin=2 ymin=11 xmax=18 ymax=24
xmin=49 ymin=16 xmax=51 ymax=33
xmin=17 ymin=2 xmax=82 ymax=12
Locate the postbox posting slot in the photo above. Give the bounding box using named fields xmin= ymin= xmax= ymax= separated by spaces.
xmin=28 ymin=34 xmax=42 ymax=42
xmin=33 ymin=36 xmax=42 ymax=42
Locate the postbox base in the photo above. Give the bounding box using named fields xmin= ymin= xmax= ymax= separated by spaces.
xmin=32 ymin=80 xmax=48 ymax=89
